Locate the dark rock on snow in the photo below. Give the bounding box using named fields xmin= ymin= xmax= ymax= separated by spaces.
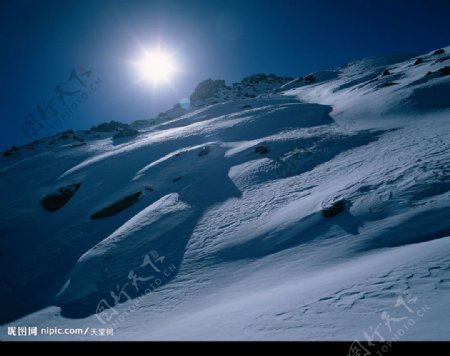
xmin=41 ymin=183 xmax=81 ymax=211
xmin=438 ymin=66 xmax=450 ymax=77
xmin=255 ymin=146 xmax=270 ymax=154
xmin=91 ymin=120 xmax=129 ymax=133
xmin=304 ymin=74 xmax=316 ymax=83
xmin=321 ymin=197 xmax=346 ymax=218
xmin=435 ymin=56 xmax=450 ymax=64
xmin=90 ymin=192 xmax=142 ymax=219
xmin=70 ymin=143 xmax=87 ymax=148
xmin=198 ymin=146 xmax=211 ymax=157
xmin=112 ymin=128 xmax=139 ymax=140
xmin=190 ymin=79 xmax=227 ymax=104
xmin=424 ymin=66 xmax=450 ymax=78
xmin=3 ymin=146 xmax=20 ymax=157
xmin=378 ymin=82 xmax=398 ymax=88
xmin=433 ymin=48 xmax=445 ymax=55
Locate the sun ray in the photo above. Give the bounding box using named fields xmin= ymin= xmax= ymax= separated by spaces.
xmin=134 ymin=48 xmax=178 ymax=86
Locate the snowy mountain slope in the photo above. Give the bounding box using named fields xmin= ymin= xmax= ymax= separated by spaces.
xmin=1 ymin=46 xmax=450 ymax=340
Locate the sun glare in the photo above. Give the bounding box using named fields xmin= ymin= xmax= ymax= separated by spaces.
xmin=136 ymin=50 xmax=177 ymax=84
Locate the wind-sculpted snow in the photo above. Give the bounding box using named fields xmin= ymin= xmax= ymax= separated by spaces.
xmin=55 ymin=194 xmax=192 ymax=317
xmin=1 ymin=47 xmax=450 ymax=340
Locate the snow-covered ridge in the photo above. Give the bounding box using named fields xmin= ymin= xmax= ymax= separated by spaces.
xmin=1 ymin=46 xmax=450 ymax=340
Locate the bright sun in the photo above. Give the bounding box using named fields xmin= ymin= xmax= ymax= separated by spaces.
xmin=136 ymin=50 xmax=176 ymax=84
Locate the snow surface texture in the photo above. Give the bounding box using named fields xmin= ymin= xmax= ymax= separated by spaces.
xmin=1 ymin=47 xmax=450 ymax=341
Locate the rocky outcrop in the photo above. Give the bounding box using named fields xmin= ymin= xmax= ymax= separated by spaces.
xmin=90 ymin=192 xmax=142 ymax=219
xmin=190 ymin=79 xmax=227 ymax=105
xmin=438 ymin=66 xmax=450 ymax=76
xmin=198 ymin=146 xmax=211 ymax=157
xmin=112 ymin=128 xmax=139 ymax=140
xmin=189 ymin=74 xmax=293 ymax=108
xmin=433 ymin=48 xmax=445 ymax=55
xmin=377 ymin=82 xmax=398 ymax=88
xmin=435 ymin=56 xmax=450 ymax=64
xmin=425 ymin=66 xmax=450 ymax=78
xmin=241 ymin=73 xmax=292 ymax=85
xmin=90 ymin=120 xmax=129 ymax=133
xmin=2 ymin=146 xmax=19 ymax=157
xmin=304 ymin=74 xmax=316 ymax=83
xmin=255 ymin=146 xmax=270 ymax=154
xmin=321 ymin=197 xmax=346 ymax=218
xmin=41 ymin=183 xmax=81 ymax=211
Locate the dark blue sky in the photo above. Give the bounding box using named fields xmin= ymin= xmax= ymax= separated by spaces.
xmin=1 ymin=0 xmax=449 ymax=150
